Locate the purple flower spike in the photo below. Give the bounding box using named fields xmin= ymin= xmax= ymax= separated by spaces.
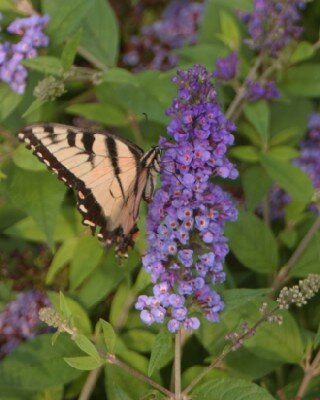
xmin=0 ymin=14 xmax=50 ymax=94
xmin=122 ymin=1 xmax=204 ymax=72
xmin=214 ymin=52 xmax=239 ymax=81
xmin=0 ymin=290 xmax=50 ymax=358
xmin=136 ymin=65 xmax=238 ymax=332
xmin=240 ymin=0 xmax=305 ymax=57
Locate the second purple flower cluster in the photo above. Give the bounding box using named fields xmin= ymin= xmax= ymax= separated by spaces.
xmin=0 ymin=14 xmax=49 ymax=94
xmin=0 ymin=290 xmax=50 ymax=358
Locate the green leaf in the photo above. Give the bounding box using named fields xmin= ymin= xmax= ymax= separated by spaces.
xmin=284 ymin=200 xmax=307 ymax=222
xmin=219 ymin=11 xmax=240 ymax=50
xmin=176 ymin=44 xmax=225 ymax=70
xmin=64 ymin=356 xmax=103 ymax=371
xmin=132 ymin=269 xmax=151 ymax=295
xmin=13 ymin=145 xmax=46 ymax=172
xmin=268 ymin=146 xmax=300 ymax=160
xmin=80 ymin=0 xmax=119 ymax=68
xmin=61 ymin=29 xmax=83 ymax=71
xmin=105 ymin=360 xmax=149 ymax=400
xmin=192 ymin=378 xmax=276 ymax=400
xmin=278 ymin=228 xmax=298 ymax=249
xmin=289 ymin=232 xmax=320 ymax=277
xmin=48 ymin=292 xmax=92 ymax=334
xmin=34 ymin=386 xmax=63 ymax=400
xmin=222 ymin=288 xmax=271 ymax=310
xmin=0 ymin=334 xmax=82 ymax=390
xmin=22 ymin=57 xmax=63 ymax=76
xmin=259 ymin=154 xmax=314 ymax=202
xmin=230 ymin=146 xmax=259 ymax=162
xmin=148 ymin=331 xmax=173 ymax=377
xmin=198 ymin=0 xmax=252 ymax=44
xmin=101 ymin=68 xmax=139 ymax=86
xmin=99 ymin=319 xmax=116 ymax=353
xmin=70 ymin=236 xmax=104 ymax=291
xmin=46 ymin=238 xmax=77 ymax=284
xmin=42 ymin=0 xmax=93 ymax=44
xmin=122 ymin=329 xmax=156 ymax=354
xmin=0 ymin=83 xmax=23 ymax=121
xmin=290 ymin=42 xmax=315 ymax=64
xmin=109 ymin=283 xmax=131 ymax=329
xmin=51 ymin=332 xmax=60 ymax=346
xmin=72 ymin=335 xmax=100 ymax=361
xmin=77 ymin=254 xmax=125 ymax=308
xmin=242 ymin=166 xmax=273 ymax=211
xmin=22 ymin=99 xmax=45 ymax=118
xmin=0 ymin=0 xmax=16 ymax=11
xmin=244 ymin=307 xmax=304 ymax=364
xmin=4 ymin=206 xmax=81 ymax=243
xmin=59 ymin=291 xmax=72 ymax=318
xmin=270 ymin=99 xmax=313 ymax=142
xmin=270 ymin=128 xmax=301 ymax=146
xmin=225 ymin=348 xmax=280 ymax=381
xmin=244 ymin=101 xmax=269 ymax=145
xmin=225 ymin=211 xmax=279 ymax=273
xmin=9 ymin=169 xmax=65 ymax=249
xmin=66 ymin=103 xmax=128 ymax=127
xmin=111 ymin=75 xmax=168 ymax=125
xmin=280 ymin=64 xmax=320 ymax=97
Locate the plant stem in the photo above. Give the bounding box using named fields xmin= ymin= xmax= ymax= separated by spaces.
xmin=182 ymin=306 xmax=279 ymax=396
xmin=295 ymin=348 xmax=320 ymax=400
xmin=103 ymin=352 xmax=174 ymax=398
xmin=225 ymin=55 xmax=263 ymax=121
xmin=175 ymin=330 xmax=182 ymax=400
xmin=271 ymin=215 xmax=320 ymax=292
xmin=79 ymin=366 xmax=103 ymax=400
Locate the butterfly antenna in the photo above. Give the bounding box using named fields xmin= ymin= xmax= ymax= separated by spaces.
xmin=142 ymin=112 xmax=149 ymax=129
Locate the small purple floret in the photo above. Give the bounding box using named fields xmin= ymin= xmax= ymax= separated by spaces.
xmin=246 ymin=80 xmax=280 ymax=102
xmin=214 ymin=52 xmax=238 ymax=81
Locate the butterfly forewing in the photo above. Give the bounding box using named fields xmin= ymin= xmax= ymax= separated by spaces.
xmin=17 ymin=123 xmax=158 ymax=256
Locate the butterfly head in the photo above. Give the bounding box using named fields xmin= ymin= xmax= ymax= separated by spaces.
xmin=142 ymin=145 xmax=161 ymax=173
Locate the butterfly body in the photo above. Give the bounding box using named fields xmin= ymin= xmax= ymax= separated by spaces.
xmin=18 ymin=123 xmax=160 ymax=256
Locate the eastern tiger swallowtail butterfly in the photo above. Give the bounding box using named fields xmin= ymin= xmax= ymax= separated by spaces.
xmin=18 ymin=123 xmax=161 ymax=257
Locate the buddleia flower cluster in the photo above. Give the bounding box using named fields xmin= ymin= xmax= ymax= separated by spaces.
xmin=213 ymin=0 xmax=305 ymax=102
xmin=0 ymin=290 xmax=50 ymax=358
xmin=0 ymin=14 xmax=50 ymax=94
xmin=122 ymin=0 xmax=204 ymax=72
xmin=240 ymin=0 xmax=305 ymax=57
xmin=277 ymin=274 xmax=320 ymax=309
xmin=136 ymin=65 xmax=238 ymax=333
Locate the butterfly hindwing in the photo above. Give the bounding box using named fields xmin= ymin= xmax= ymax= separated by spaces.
xmin=17 ymin=123 xmax=151 ymax=255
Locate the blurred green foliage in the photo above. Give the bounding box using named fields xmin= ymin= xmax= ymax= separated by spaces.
xmin=0 ymin=0 xmax=320 ymax=399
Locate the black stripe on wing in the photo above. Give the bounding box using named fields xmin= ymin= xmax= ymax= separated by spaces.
xmin=17 ymin=124 xmax=143 ymax=256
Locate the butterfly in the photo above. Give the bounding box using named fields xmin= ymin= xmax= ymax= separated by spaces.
xmin=18 ymin=123 xmax=161 ymax=257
